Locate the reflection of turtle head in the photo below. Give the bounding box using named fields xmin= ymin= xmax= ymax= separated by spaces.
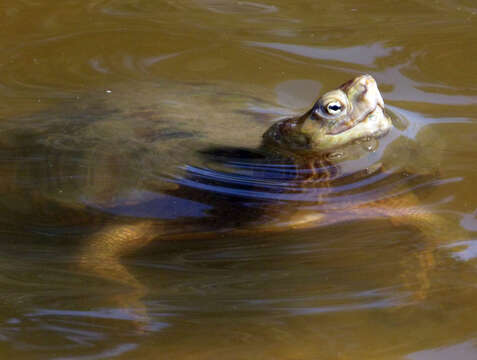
xmin=263 ymin=75 xmax=392 ymax=154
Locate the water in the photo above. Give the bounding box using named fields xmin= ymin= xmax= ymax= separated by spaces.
xmin=1 ymin=0 xmax=477 ymax=359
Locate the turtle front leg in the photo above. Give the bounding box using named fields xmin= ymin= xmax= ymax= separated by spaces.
xmin=364 ymin=194 xmax=470 ymax=303
xmin=77 ymin=220 xmax=159 ymax=326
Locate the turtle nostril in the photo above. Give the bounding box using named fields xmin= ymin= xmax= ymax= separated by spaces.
xmin=358 ymin=83 xmax=368 ymax=94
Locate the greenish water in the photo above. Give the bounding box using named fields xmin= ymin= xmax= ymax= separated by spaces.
xmin=0 ymin=0 xmax=477 ymax=359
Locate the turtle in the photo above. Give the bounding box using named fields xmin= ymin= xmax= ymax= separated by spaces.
xmin=0 ymin=75 xmax=465 ymax=323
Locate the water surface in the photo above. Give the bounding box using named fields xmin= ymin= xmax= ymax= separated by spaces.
xmin=1 ymin=0 xmax=477 ymax=359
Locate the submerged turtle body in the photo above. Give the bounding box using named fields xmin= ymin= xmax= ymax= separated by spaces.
xmin=2 ymin=75 xmax=391 ymax=221
xmin=0 ymin=81 xmax=280 ymax=208
xmin=0 ymin=75 xmax=458 ymax=324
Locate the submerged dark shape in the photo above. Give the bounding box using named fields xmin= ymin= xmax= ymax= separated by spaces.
xmin=0 ymin=75 xmax=461 ymax=327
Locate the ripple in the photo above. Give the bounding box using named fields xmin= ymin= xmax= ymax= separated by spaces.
xmin=171 ymin=158 xmax=441 ymax=207
xmin=247 ymin=41 xmax=401 ymax=67
xmin=195 ymin=0 xmax=278 ymax=14
xmin=413 ymin=0 xmax=476 ymax=14
xmin=87 ymin=0 xmax=185 ymax=17
xmin=52 ymin=343 xmax=137 ymax=360
xmin=0 ymin=30 xmax=190 ymax=98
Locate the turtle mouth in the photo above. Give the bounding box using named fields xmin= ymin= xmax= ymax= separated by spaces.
xmin=325 ymin=103 xmax=384 ymax=135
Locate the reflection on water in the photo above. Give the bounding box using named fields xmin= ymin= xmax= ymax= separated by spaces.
xmin=408 ymin=341 xmax=477 ymax=360
xmin=1 ymin=0 xmax=477 ymax=359
xmin=247 ymin=41 xmax=398 ymax=66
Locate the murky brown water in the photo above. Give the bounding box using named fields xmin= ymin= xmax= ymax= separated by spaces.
xmin=1 ymin=0 xmax=477 ymax=359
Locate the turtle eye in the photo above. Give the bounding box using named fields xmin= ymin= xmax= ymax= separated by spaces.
xmin=325 ymin=101 xmax=343 ymax=115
